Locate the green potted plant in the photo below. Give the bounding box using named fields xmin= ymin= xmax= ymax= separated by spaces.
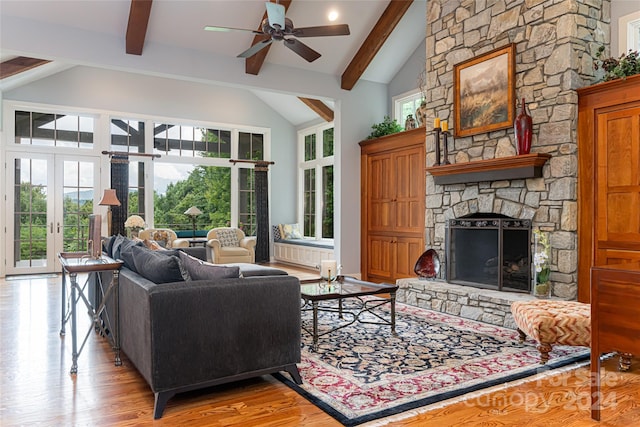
xmin=367 ymin=115 xmax=404 ymax=139
xmin=595 ymin=46 xmax=640 ymax=81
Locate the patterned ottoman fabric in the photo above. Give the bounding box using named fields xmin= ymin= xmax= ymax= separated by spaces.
xmin=511 ymin=300 xmax=591 ymax=364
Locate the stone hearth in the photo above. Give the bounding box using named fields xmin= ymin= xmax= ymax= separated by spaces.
xmin=397 ymin=278 xmax=535 ymax=328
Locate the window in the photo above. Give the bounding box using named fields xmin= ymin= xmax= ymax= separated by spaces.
xmin=153 ymin=123 xmax=232 ymax=158
xmin=150 ymin=122 xmax=266 ymax=234
xmin=619 ymin=11 xmax=640 ymax=54
xmin=392 ymin=90 xmax=423 ymax=125
xmin=10 ymin=105 xmax=268 ymax=240
xmin=299 ymin=124 xmax=334 ymax=240
xmin=15 ymin=110 xmax=94 ymax=148
xmin=111 ymin=118 xmax=146 ymax=219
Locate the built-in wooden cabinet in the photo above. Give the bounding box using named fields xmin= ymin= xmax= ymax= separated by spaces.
xmin=577 ymin=74 xmax=640 ymax=302
xmin=360 ymin=128 xmax=425 ymax=283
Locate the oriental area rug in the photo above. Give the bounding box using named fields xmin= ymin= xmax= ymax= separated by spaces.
xmin=275 ymin=300 xmax=589 ymax=426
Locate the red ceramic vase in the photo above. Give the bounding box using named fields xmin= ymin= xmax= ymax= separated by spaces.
xmin=514 ymin=98 xmax=533 ymax=155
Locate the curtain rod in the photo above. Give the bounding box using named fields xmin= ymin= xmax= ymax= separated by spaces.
xmin=229 ymin=159 xmax=275 ymax=166
xmin=102 ymin=151 xmax=161 ymax=159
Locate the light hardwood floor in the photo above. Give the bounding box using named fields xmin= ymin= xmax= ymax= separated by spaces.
xmin=1 ymin=266 xmax=639 ymax=426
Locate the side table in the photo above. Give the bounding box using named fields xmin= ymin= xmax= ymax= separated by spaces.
xmin=58 ymin=252 xmax=123 ymax=374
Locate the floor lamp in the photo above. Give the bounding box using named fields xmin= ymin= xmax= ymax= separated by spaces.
xmin=184 ymin=206 xmax=202 ymax=238
xmin=99 ymin=189 xmax=121 ymax=236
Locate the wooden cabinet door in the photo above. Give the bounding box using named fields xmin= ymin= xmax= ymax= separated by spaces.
xmin=395 ymin=236 xmax=424 ymax=279
xmin=367 ymin=234 xmax=395 ymax=282
xmin=596 ymin=106 xmax=640 ymax=266
xmin=366 ymin=235 xmax=424 ymax=283
xmin=394 ymin=146 xmax=426 ymax=234
xmin=367 ymin=153 xmax=394 ymax=232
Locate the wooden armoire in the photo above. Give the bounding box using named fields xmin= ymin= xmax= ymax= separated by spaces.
xmin=577 ymin=74 xmax=640 ymax=302
xmin=359 ymin=127 xmax=426 ymax=284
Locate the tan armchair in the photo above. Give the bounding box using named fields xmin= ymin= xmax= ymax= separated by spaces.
xmin=207 ymin=227 xmax=256 ymax=264
xmin=138 ymin=228 xmax=189 ymax=248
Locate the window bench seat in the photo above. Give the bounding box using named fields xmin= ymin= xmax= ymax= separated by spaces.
xmin=272 ymin=226 xmax=334 ymax=269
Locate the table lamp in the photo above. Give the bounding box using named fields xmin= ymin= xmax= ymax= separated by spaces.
xmin=184 ymin=206 xmax=203 ymax=238
xmin=99 ymin=189 xmax=121 ymax=236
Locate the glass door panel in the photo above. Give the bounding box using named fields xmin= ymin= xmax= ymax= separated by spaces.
xmin=8 ymin=154 xmax=54 ymax=273
xmin=61 ymin=159 xmax=97 ymax=253
xmin=5 ymin=153 xmax=99 ymax=275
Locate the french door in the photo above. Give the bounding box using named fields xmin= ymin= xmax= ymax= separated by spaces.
xmin=5 ymin=152 xmax=100 ymax=275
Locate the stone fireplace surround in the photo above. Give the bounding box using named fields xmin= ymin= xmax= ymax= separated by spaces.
xmin=397 ymin=181 xmax=549 ymax=328
xmin=393 ymin=0 xmax=611 ymax=325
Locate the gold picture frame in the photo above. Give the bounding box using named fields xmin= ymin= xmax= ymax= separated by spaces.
xmin=454 ymin=44 xmax=515 ymax=137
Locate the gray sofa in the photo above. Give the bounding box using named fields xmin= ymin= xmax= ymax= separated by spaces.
xmin=99 ymin=238 xmax=302 ymax=418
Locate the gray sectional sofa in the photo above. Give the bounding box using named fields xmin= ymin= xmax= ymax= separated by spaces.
xmin=100 ymin=236 xmax=302 ymax=418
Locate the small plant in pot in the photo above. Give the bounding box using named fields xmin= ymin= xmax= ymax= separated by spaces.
xmin=367 ymin=116 xmax=404 ymax=139
xmin=594 ymin=46 xmax=640 ymax=81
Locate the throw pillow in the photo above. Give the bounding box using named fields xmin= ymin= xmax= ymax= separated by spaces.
xmin=273 ymin=225 xmax=282 ymax=241
xmin=215 ymin=229 xmax=240 ymax=247
xmin=111 ymin=235 xmax=127 ymax=260
xmin=103 ymin=235 xmax=116 ymax=258
xmin=177 ymin=251 xmax=241 ymax=281
xmin=282 ymin=223 xmax=303 ymax=239
xmin=131 ymin=245 xmax=190 ymax=284
xmin=119 ymin=238 xmax=145 ymax=273
xmin=151 ymin=230 xmax=170 ymax=248
xmin=143 ymin=239 xmax=165 ymax=251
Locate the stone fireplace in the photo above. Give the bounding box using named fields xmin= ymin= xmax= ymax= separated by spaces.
xmin=396 ymin=0 xmax=609 ymax=327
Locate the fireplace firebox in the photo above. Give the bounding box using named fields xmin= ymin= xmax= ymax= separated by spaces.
xmin=446 ymin=214 xmax=531 ymax=293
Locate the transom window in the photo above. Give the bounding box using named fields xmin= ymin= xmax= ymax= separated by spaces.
xmin=15 ymin=110 xmax=95 ymax=148
xmin=153 ymin=123 xmax=232 ymax=158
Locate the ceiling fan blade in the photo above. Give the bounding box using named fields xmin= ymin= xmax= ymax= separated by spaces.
xmin=204 ymin=25 xmax=263 ymax=35
xmin=283 ymin=38 xmax=321 ymax=62
xmin=237 ymin=39 xmax=273 ymax=58
xmin=265 ymin=2 xmax=285 ymax=29
xmin=293 ymin=24 xmax=350 ymax=38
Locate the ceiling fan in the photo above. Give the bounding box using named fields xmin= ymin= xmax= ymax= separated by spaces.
xmin=204 ymin=1 xmax=350 ymax=63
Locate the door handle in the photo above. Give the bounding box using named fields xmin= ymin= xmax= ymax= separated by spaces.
xmin=57 ymin=222 xmax=61 ymax=233
xmin=50 ymin=222 xmax=53 ymax=233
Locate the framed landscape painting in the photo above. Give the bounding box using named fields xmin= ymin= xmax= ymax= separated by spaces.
xmin=454 ymin=44 xmax=515 ymax=137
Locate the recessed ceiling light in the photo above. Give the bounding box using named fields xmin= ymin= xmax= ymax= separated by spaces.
xmin=328 ymin=10 xmax=339 ymax=22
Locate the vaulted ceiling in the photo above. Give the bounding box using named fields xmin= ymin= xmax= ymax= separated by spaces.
xmin=0 ymin=0 xmax=426 ymax=126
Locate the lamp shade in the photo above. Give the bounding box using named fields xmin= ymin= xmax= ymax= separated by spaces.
xmin=99 ymin=189 xmax=121 ymax=206
xmin=184 ymin=206 xmax=202 ymax=216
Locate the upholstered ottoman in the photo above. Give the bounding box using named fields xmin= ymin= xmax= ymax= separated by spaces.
xmin=511 ymin=300 xmax=591 ymax=364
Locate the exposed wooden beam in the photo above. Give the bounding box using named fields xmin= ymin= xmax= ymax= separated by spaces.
xmin=298 ymin=97 xmax=334 ymax=122
xmin=0 ymin=57 xmax=51 ymax=80
xmin=245 ymin=0 xmax=292 ymax=75
xmin=341 ymin=0 xmax=413 ymax=90
xmin=126 ymin=0 xmax=153 ymax=55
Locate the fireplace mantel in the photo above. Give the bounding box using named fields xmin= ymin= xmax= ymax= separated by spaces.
xmin=426 ymin=153 xmax=551 ymax=185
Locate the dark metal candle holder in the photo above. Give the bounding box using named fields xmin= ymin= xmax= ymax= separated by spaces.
xmin=433 ymin=127 xmax=441 ymax=166
xmin=441 ymin=131 xmax=451 ymax=165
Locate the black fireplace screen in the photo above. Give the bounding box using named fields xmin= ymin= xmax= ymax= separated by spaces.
xmin=446 ymin=215 xmax=531 ymax=293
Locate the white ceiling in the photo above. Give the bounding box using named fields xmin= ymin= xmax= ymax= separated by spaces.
xmin=0 ymin=0 xmax=426 ymax=126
